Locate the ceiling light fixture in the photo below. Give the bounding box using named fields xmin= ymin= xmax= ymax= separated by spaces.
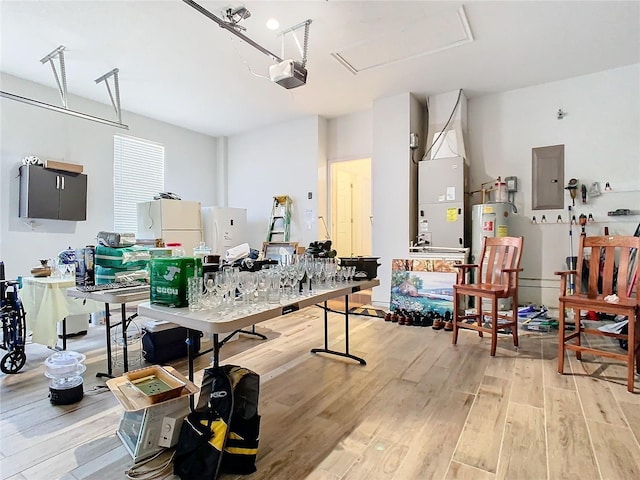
xmin=266 ymin=18 xmax=280 ymax=30
xmin=183 ymin=0 xmax=311 ymax=89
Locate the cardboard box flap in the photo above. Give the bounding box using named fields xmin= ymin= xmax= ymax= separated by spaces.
xmin=107 ymin=365 xmax=199 ymax=411
xmin=44 ymin=159 xmax=84 ymax=174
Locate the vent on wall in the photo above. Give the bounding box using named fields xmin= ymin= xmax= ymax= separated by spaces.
xmin=331 ymin=5 xmax=473 ymax=74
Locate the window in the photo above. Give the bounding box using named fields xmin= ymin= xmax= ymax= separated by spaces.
xmin=113 ymin=135 xmax=164 ymax=233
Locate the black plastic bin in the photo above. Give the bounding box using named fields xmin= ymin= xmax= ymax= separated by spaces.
xmin=339 ymin=257 xmax=381 ymax=280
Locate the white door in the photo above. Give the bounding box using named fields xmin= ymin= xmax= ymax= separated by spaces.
xmin=330 ymin=159 xmax=372 ymax=258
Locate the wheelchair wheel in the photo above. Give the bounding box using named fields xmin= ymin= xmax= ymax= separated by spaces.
xmin=1 ymin=302 xmax=27 ymax=374
xmin=1 ymin=350 xmax=26 ymax=374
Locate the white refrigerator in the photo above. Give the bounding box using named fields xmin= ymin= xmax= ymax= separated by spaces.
xmin=136 ymin=199 xmax=203 ymax=255
xmin=201 ymin=207 xmax=248 ymax=256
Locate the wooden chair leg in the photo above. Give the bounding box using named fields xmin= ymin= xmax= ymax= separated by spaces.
xmin=558 ymin=300 xmax=566 ymax=375
xmin=574 ymin=307 xmax=582 ymax=361
xmin=628 ymin=314 xmax=636 ymax=393
xmin=635 ymin=315 xmax=640 ymax=376
xmin=452 ymin=291 xmax=460 ymax=346
xmin=490 ymin=296 xmax=498 ymax=357
xmin=511 ymin=293 xmax=519 ymax=348
xmin=476 ymin=296 xmax=483 ymax=338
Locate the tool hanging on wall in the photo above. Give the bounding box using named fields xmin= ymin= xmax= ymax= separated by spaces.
xmin=581 ymin=184 xmax=587 ymax=203
xmin=566 ymin=205 xmax=576 ymax=295
xmin=579 ymin=214 xmax=588 ymax=236
xmin=565 ymin=178 xmax=578 ymax=206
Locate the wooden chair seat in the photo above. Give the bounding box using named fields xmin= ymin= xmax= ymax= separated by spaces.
xmin=456 ymin=283 xmax=512 ymax=296
xmin=560 ymin=293 xmax=637 ymax=310
xmin=452 ymin=236 xmax=524 ymax=356
xmin=555 ymin=234 xmax=640 ymax=393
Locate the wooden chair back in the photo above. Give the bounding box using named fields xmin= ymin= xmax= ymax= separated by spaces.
xmin=478 ymin=236 xmax=524 ymax=293
xmin=574 ymin=235 xmax=640 ymax=301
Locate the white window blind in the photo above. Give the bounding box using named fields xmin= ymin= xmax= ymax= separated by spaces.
xmin=113 ymin=135 xmax=164 ymax=233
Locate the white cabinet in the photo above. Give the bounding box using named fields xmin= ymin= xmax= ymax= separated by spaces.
xmin=136 ymin=199 xmax=202 ymax=255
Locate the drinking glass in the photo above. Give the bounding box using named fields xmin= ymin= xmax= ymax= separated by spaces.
xmin=295 ymin=260 xmax=306 ymax=296
xmin=187 ymin=276 xmax=203 ymax=311
xmin=304 ymin=257 xmax=316 ymax=295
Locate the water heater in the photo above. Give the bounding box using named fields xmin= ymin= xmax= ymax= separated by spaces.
xmin=471 ymin=202 xmax=516 ymax=310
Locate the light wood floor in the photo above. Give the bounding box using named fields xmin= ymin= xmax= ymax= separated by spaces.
xmin=1 ymin=305 xmax=640 ymax=480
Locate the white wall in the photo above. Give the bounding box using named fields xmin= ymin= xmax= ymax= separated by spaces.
xmin=226 ymin=115 xmax=325 ymax=251
xmin=468 ymin=64 xmax=640 ymax=305
xmin=371 ymin=93 xmax=422 ymax=306
xmin=326 ymin=109 xmax=372 ymax=161
xmin=0 ymin=73 xmax=219 ymax=279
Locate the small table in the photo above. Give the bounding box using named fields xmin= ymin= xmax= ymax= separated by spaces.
xmin=67 ymin=286 xmax=150 ymax=378
xmin=20 ymin=276 xmax=102 ymax=349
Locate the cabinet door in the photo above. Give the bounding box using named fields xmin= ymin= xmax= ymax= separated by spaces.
xmin=58 ymin=173 xmax=87 ymax=221
xmin=19 ymin=165 xmax=59 ymax=219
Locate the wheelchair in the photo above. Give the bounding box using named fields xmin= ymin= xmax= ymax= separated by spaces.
xmin=1 ymin=271 xmax=27 ymax=374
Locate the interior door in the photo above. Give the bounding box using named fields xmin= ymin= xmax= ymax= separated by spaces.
xmin=330 ymin=158 xmax=372 ymax=258
xmin=334 ymin=168 xmax=355 ymax=256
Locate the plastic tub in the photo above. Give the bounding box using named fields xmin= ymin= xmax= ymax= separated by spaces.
xmin=339 ymin=257 xmax=381 ymax=280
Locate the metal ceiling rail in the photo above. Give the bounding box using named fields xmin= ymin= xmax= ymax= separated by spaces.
xmin=0 ymin=91 xmax=128 ymax=129
xmin=1 ymin=45 xmax=129 ymax=130
xmin=183 ymin=0 xmax=283 ymax=63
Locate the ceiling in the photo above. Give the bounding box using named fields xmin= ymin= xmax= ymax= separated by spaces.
xmin=1 ymin=1 xmax=639 ymax=137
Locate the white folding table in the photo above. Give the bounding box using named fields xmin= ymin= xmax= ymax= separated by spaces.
xmin=138 ymin=279 xmax=381 ymax=382
xmin=67 ymin=286 xmax=150 ymax=377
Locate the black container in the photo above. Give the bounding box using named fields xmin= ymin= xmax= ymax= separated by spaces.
xmin=142 ymin=326 xmax=201 ymax=363
xmin=339 ymin=256 xmax=381 ymax=280
xmin=50 ymin=383 xmax=84 ymax=405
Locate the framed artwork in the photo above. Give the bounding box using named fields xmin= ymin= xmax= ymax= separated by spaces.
xmin=262 ymin=242 xmax=299 ymax=261
xmin=390 ymin=258 xmax=461 ymax=315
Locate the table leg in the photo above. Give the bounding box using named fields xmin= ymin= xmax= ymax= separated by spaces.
xmin=234 ymin=324 xmax=267 ymax=340
xmin=96 ymin=303 xmax=113 ymax=378
xmin=121 ymin=303 xmax=128 ymax=373
xmin=62 ymin=317 xmax=67 ymax=350
xmin=187 ymin=328 xmax=196 ymax=411
xmin=310 ymin=295 xmax=366 ymax=365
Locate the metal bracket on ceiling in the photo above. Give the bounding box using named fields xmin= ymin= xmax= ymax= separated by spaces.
xmin=40 ymin=45 xmax=69 ymax=108
xmin=279 ymin=19 xmax=312 ymax=68
xmin=0 ymin=44 xmax=129 ymax=129
xmin=95 ymin=68 xmax=122 ymax=124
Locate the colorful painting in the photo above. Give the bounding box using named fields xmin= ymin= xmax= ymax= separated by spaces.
xmin=390 ymin=258 xmax=461 ymax=315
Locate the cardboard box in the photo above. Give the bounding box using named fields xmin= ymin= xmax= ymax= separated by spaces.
xmin=107 ymin=365 xmax=199 ymax=411
xmin=44 ymin=159 xmax=84 ymax=174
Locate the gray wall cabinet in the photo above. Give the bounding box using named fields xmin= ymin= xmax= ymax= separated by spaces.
xmin=19 ymin=165 xmax=87 ymax=221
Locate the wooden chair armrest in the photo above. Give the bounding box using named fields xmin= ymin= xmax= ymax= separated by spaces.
xmin=554 ymin=270 xmax=577 ymax=276
xmin=554 ymin=270 xmax=577 ymax=295
xmin=454 ymin=264 xmax=478 ymax=270
xmin=454 ymin=264 xmax=477 ymax=285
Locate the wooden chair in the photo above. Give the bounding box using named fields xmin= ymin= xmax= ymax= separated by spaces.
xmin=556 ymin=235 xmax=640 ymax=393
xmin=452 ymin=236 xmax=523 ymax=356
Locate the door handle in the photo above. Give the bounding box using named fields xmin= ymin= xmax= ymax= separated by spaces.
xmin=56 ymin=175 xmax=60 ymax=189
xmin=61 ymin=176 xmax=65 ymax=189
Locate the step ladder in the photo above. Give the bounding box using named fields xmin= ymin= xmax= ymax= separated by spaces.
xmin=266 ymin=195 xmax=292 ymax=242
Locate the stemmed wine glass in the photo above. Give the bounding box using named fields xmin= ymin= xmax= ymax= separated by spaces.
xmin=295 ymin=257 xmax=306 ymax=296
xmin=304 ymin=257 xmax=317 ymax=295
